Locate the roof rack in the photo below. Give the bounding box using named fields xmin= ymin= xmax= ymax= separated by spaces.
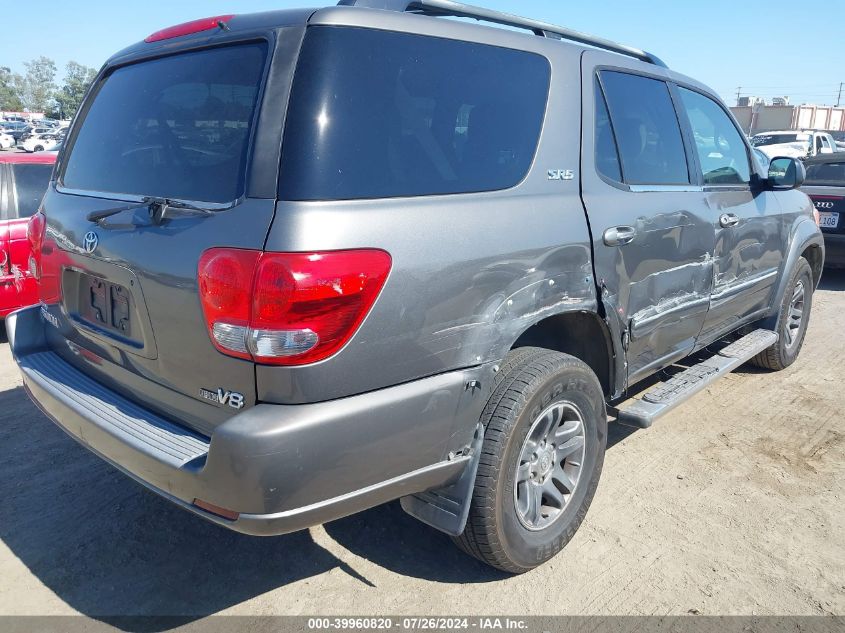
xmin=336 ymin=0 xmax=667 ymax=68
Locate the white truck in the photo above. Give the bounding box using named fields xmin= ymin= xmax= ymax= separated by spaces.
xmin=751 ymin=129 xmax=840 ymax=159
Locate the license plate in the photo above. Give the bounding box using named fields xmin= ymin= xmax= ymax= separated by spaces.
xmin=818 ymin=212 xmax=839 ymax=229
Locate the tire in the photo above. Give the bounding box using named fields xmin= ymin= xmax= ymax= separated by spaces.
xmin=33 ymin=145 xmax=44 ymax=152
xmin=751 ymin=256 xmax=814 ymax=370
xmin=453 ymin=347 xmax=607 ymax=573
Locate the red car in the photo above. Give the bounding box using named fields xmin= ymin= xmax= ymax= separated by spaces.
xmin=0 ymin=153 xmax=56 ymax=317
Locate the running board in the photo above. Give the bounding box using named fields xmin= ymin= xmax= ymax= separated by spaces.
xmin=616 ymin=329 xmax=778 ymax=429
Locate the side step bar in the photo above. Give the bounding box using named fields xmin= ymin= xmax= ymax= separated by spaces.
xmin=616 ymin=329 xmax=777 ymax=429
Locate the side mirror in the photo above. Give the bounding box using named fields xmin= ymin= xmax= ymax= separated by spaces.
xmin=767 ymin=156 xmax=806 ymax=190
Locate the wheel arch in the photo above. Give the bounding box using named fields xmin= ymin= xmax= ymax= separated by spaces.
xmin=509 ymin=310 xmax=616 ymax=397
xmin=762 ymin=219 xmax=825 ymax=331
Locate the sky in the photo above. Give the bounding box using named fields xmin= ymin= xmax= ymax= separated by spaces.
xmin=4 ymin=0 xmax=844 ymax=108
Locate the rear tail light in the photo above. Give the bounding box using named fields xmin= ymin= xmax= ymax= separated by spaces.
xmin=27 ymin=211 xmax=46 ymax=279
xmin=198 ymin=248 xmax=391 ymax=365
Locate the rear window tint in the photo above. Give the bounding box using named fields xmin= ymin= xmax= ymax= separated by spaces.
xmin=12 ymin=164 xmax=53 ymax=218
xmin=599 ymin=71 xmax=689 ymax=186
xmin=279 ymin=27 xmax=550 ymax=201
xmin=805 ymin=161 xmax=845 ymax=185
xmin=61 ymin=43 xmax=266 ymax=203
xmin=594 ymin=79 xmax=622 ymax=182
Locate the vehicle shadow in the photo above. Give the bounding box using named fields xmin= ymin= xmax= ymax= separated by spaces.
xmin=0 ymin=376 xmax=639 ymax=626
xmin=0 ymin=384 xmax=366 ymax=627
xmin=819 ymin=267 xmax=845 ymax=291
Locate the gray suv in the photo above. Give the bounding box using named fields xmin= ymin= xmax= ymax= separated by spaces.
xmin=9 ymin=0 xmax=825 ymax=573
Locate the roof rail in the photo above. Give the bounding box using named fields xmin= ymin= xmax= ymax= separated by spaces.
xmin=336 ymin=0 xmax=667 ymax=67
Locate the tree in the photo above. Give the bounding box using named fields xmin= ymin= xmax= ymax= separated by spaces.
xmin=0 ymin=66 xmax=24 ymax=111
xmin=52 ymin=61 xmax=97 ymax=119
xmin=16 ymin=56 xmax=57 ymax=113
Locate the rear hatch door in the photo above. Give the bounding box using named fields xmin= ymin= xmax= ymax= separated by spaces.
xmin=40 ymin=38 xmax=282 ymax=436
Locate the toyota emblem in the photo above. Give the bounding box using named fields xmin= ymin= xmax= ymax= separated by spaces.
xmin=83 ymin=231 xmax=99 ymax=254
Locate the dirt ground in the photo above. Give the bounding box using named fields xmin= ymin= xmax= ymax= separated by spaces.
xmin=0 ymin=271 xmax=843 ymax=622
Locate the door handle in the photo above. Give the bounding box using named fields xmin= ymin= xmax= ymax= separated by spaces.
xmin=603 ymin=225 xmax=637 ymax=246
xmin=719 ymin=213 xmax=740 ymax=228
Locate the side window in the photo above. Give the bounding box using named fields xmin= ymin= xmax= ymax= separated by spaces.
xmin=594 ymin=79 xmax=622 ymax=182
xmin=11 ymin=164 xmax=53 ymax=218
xmin=281 ymin=28 xmax=551 ymax=200
xmin=599 ymin=71 xmax=689 ymax=185
xmin=678 ymin=88 xmax=751 ymax=185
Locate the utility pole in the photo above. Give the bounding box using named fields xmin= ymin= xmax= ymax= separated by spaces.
xmin=837 ymin=82 xmax=843 ymax=108
xmin=736 ymin=87 xmax=742 ymax=106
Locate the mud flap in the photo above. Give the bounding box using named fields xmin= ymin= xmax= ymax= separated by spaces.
xmin=400 ymin=422 xmax=484 ymax=536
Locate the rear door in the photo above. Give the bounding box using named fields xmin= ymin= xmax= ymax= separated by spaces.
xmin=674 ymin=87 xmax=785 ymax=344
xmin=581 ymin=54 xmax=716 ymax=387
xmin=40 ymin=39 xmax=285 ymax=436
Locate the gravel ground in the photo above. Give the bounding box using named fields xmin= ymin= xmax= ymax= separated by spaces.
xmin=0 ymin=270 xmax=842 ymax=622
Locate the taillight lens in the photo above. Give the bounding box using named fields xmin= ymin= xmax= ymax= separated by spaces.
xmin=198 ymin=249 xmax=391 ymax=365
xmin=27 ymin=211 xmax=46 ymax=279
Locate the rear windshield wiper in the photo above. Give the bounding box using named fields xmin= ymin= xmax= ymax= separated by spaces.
xmin=148 ymin=197 xmax=216 ymax=221
xmin=86 ymin=197 xmax=217 ymax=225
xmin=86 ymin=198 xmax=155 ymax=224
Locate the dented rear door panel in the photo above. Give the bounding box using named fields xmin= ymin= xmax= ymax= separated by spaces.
xmin=580 ymin=52 xmax=716 ymax=387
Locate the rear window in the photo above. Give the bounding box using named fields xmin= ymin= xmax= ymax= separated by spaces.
xmin=279 ymin=27 xmax=550 ymax=201
xmin=12 ymin=164 xmax=53 ymax=218
xmin=750 ymin=133 xmax=806 ymax=147
xmin=61 ymin=43 xmax=267 ymax=203
xmin=805 ymin=161 xmax=845 ymax=185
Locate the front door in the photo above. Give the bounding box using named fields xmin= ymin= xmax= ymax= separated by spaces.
xmin=673 ymin=87 xmax=785 ymax=344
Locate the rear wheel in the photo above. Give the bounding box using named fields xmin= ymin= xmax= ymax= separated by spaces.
xmin=751 ymin=256 xmax=814 ymax=370
xmin=33 ymin=145 xmax=44 ymax=152
xmin=453 ymin=348 xmax=606 ymax=573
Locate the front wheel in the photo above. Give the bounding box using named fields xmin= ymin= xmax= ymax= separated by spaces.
xmin=453 ymin=348 xmax=606 ymax=573
xmin=751 ymin=256 xmax=814 ymax=370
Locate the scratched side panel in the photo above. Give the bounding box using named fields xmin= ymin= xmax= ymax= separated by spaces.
xmin=258 ymin=37 xmax=594 ymax=405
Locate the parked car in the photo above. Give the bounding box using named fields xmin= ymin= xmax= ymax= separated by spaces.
xmin=0 ymin=121 xmax=29 ymax=142
xmin=0 ymin=152 xmax=56 ymax=317
xmin=19 ymin=126 xmax=55 ymax=143
xmin=9 ymin=1 xmax=824 ymax=574
xmin=20 ymin=132 xmax=63 ymax=153
xmin=0 ymin=132 xmax=14 ymax=150
xmin=802 ymin=155 xmax=845 ymax=267
xmin=751 ymin=129 xmax=838 ymax=159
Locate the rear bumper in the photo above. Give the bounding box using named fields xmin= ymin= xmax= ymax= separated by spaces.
xmin=8 ymin=306 xmax=487 ymax=536
xmin=822 ymin=232 xmax=845 ymax=267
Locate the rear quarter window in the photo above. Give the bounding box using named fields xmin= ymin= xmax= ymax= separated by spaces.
xmin=61 ymin=42 xmax=267 ymax=203
xmin=279 ymin=27 xmax=550 ymax=201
